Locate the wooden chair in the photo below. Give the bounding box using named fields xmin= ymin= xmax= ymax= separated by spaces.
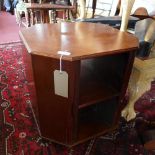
xmin=14 ymin=0 xmax=77 ymax=27
xmin=14 ymin=0 xmax=30 ymax=27
xmin=26 ymin=2 xmax=77 ymax=26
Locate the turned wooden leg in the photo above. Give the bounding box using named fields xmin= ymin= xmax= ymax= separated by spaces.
xmin=120 ymin=0 xmax=135 ymax=32
xmin=26 ymin=9 xmax=31 ymax=27
xmin=43 ymin=10 xmax=49 ymax=23
xmin=49 ymin=10 xmax=57 ymax=23
xmin=30 ymin=9 xmax=35 ymax=25
xmin=14 ymin=8 xmax=19 ymax=25
xmin=24 ymin=10 xmax=29 ymax=27
xmin=78 ymin=0 xmax=86 ymax=19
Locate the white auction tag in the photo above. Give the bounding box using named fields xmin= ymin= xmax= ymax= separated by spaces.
xmin=54 ymin=70 xmax=68 ymax=98
xmin=57 ymin=51 xmax=71 ymax=56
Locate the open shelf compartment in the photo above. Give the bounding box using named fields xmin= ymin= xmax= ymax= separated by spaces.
xmin=77 ymin=97 xmax=119 ymax=142
xmin=79 ymin=53 xmax=129 ymax=109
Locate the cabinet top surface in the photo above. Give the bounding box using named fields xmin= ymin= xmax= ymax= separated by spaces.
xmin=19 ymin=22 xmax=138 ymax=61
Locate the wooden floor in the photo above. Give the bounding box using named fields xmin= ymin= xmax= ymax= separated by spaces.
xmin=0 ymin=11 xmax=20 ymax=44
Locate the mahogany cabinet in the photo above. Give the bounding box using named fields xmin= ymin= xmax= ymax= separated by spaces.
xmin=19 ymin=22 xmax=138 ymax=146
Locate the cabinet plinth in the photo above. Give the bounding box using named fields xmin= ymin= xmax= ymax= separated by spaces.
xmin=19 ymin=22 xmax=138 ymax=146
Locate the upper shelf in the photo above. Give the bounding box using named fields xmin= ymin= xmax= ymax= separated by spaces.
xmin=19 ymin=22 xmax=139 ymax=61
xmin=79 ymin=81 xmax=120 ymax=109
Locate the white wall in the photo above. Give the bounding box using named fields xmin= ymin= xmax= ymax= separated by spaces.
xmin=131 ymin=0 xmax=155 ymax=15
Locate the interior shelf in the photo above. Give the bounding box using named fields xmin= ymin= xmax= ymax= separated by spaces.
xmin=78 ymin=54 xmax=128 ymax=109
xmin=79 ymin=82 xmax=120 ymax=109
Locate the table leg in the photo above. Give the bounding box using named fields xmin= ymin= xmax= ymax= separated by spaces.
xmin=49 ymin=9 xmax=57 ymax=23
xmin=30 ymin=9 xmax=35 ymax=25
xmin=26 ymin=9 xmax=31 ymax=27
xmin=121 ymin=65 xmax=154 ymax=121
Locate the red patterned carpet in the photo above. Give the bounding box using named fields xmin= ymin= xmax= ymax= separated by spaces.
xmin=0 ymin=42 xmax=155 ymax=155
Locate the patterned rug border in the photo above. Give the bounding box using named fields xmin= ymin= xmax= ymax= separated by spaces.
xmin=0 ymin=40 xmax=22 ymax=45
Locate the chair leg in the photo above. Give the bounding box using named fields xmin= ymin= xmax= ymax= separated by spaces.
xmin=49 ymin=10 xmax=52 ymax=23
xmin=14 ymin=8 xmax=22 ymax=26
xmin=43 ymin=10 xmax=50 ymax=23
xmin=68 ymin=9 xmax=74 ymax=21
xmin=49 ymin=10 xmax=57 ymax=23
xmin=25 ymin=10 xmax=29 ymax=27
xmin=30 ymin=9 xmax=35 ymax=25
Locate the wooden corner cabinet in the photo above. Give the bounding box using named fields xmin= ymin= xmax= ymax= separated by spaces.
xmin=19 ymin=22 xmax=138 ymax=146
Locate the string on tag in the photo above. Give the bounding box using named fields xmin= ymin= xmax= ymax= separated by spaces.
xmin=57 ymin=50 xmax=71 ymax=73
xmin=60 ymin=54 xmax=63 ymax=73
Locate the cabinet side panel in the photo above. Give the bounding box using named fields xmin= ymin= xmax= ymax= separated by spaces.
xmin=31 ymin=55 xmax=80 ymax=145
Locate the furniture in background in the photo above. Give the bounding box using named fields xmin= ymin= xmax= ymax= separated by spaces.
xmin=81 ymin=16 xmax=139 ymax=30
xmin=79 ymin=0 xmax=137 ymax=32
xmin=14 ymin=0 xmax=29 ymax=27
xmin=19 ymin=22 xmax=138 ymax=146
xmin=0 ymin=0 xmax=3 ymax=11
xmin=121 ymin=18 xmax=155 ymax=121
xmin=26 ymin=2 xmax=76 ymax=26
xmin=115 ymin=1 xmax=155 ymax=151
xmin=133 ymin=7 xmax=150 ymax=20
xmin=77 ymin=0 xmax=120 ymax=19
xmin=86 ymin=0 xmax=119 ymax=18
xmin=130 ymin=0 xmax=155 ymax=17
xmin=15 ymin=0 xmax=77 ymax=27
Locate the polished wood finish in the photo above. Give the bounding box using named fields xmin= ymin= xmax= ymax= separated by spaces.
xmin=19 ymin=22 xmax=138 ymax=60
xmin=20 ymin=22 xmax=138 ymax=146
xmin=26 ymin=3 xmax=75 ymax=9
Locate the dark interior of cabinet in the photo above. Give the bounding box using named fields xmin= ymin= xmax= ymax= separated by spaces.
xmin=77 ymin=97 xmax=119 ymax=141
xmin=79 ymin=52 xmax=130 ymax=108
xmin=76 ymin=52 xmax=130 ymax=141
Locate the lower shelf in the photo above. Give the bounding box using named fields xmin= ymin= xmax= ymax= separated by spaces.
xmin=77 ymin=121 xmax=113 ymax=142
xmin=75 ymin=97 xmax=119 ymax=145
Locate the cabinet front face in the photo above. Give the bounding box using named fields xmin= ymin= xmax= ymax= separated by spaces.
xmin=79 ymin=52 xmax=131 ymax=108
xmin=76 ymin=51 xmax=136 ymax=142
